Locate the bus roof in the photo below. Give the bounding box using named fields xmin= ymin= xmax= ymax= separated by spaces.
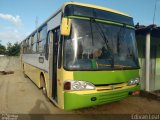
xmin=62 ymin=2 xmax=131 ymax=17
xmin=22 ymin=2 xmax=131 ymax=43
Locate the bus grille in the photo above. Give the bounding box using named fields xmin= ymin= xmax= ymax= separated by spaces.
xmin=98 ymin=91 xmax=128 ymax=103
xmin=96 ymin=83 xmax=127 ymax=91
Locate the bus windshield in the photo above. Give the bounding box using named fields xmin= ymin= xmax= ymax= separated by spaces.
xmin=64 ymin=18 xmax=139 ymax=70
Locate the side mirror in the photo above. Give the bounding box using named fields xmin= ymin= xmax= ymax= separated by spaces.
xmin=61 ymin=17 xmax=71 ymax=36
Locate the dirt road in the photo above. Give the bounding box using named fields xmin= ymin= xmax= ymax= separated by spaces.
xmin=0 ymin=56 xmax=160 ymax=115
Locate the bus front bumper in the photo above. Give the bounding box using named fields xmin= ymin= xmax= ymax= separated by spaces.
xmin=64 ymin=84 xmax=140 ymax=110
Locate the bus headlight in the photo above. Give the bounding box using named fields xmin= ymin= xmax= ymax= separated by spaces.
xmin=128 ymin=77 xmax=140 ymax=86
xmin=64 ymin=80 xmax=95 ymax=91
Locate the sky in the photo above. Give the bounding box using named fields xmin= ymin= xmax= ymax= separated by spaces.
xmin=0 ymin=0 xmax=160 ymax=46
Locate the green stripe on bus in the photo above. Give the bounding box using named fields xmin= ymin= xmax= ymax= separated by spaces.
xmin=95 ymin=19 xmax=135 ymax=29
xmin=65 ymin=16 xmax=135 ymax=29
xmin=95 ymin=19 xmax=123 ymax=26
xmin=66 ymin=16 xmax=90 ymax=20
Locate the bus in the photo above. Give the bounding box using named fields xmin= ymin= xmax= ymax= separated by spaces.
xmin=21 ymin=2 xmax=140 ymax=110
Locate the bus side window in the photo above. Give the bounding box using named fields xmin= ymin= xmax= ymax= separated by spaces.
xmin=26 ymin=38 xmax=29 ymax=53
xmin=32 ymin=33 xmax=37 ymax=53
xmin=38 ymin=26 xmax=47 ymax=53
xmin=29 ymin=36 xmax=32 ymax=53
xmin=22 ymin=41 xmax=26 ymax=54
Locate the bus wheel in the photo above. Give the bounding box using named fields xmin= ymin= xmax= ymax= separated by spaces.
xmin=40 ymin=74 xmax=47 ymax=96
xmin=23 ymin=65 xmax=27 ymax=78
xmin=23 ymin=72 xmax=28 ymax=78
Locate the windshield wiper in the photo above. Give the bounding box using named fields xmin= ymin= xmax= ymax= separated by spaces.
xmin=117 ymin=24 xmax=134 ymax=57
xmin=90 ymin=18 xmax=94 ymax=46
xmin=90 ymin=18 xmax=114 ymax=67
xmin=91 ymin=18 xmax=110 ymax=50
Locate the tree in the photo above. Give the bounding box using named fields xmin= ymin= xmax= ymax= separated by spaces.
xmin=0 ymin=44 xmax=6 ymax=55
xmin=6 ymin=42 xmax=21 ymax=56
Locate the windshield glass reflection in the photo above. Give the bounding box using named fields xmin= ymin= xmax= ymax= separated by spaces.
xmin=64 ymin=19 xmax=139 ymax=70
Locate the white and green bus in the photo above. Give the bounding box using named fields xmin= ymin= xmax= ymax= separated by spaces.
xmin=21 ymin=2 xmax=140 ymax=110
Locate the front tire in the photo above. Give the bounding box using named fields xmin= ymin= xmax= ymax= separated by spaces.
xmin=40 ymin=75 xmax=47 ymax=96
xmin=22 ymin=64 xmax=27 ymax=78
xmin=23 ymin=72 xmax=28 ymax=78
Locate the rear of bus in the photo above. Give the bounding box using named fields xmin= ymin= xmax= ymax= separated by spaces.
xmin=60 ymin=2 xmax=140 ymax=110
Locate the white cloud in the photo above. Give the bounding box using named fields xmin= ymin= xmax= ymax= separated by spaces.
xmin=0 ymin=13 xmax=22 ymax=28
xmin=0 ymin=13 xmax=27 ymax=46
xmin=0 ymin=28 xmax=26 ymax=45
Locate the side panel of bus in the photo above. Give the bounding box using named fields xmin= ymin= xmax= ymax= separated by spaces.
xmin=21 ymin=11 xmax=62 ymax=107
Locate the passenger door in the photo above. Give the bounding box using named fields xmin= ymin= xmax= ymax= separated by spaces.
xmin=52 ymin=28 xmax=60 ymax=101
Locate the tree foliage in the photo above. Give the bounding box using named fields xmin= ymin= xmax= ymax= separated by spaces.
xmin=6 ymin=42 xmax=21 ymax=56
xmin=0 ymin=41 xmax=21 ymax=56
xmin=0 ymin=44 xmax=6 ymax=55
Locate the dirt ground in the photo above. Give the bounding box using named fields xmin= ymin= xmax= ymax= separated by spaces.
xmin=0 ymin=56 xmax=160 ymax=116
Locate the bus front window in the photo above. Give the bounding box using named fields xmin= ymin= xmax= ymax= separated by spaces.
xmin=64 ymin=19 xmax=139 ymax=70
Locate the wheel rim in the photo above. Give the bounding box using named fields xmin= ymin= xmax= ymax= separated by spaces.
xmin=41 ymin=75 xmax=47 ymax=96
xmin=42 ymin=87 xmax=47 ymax=95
